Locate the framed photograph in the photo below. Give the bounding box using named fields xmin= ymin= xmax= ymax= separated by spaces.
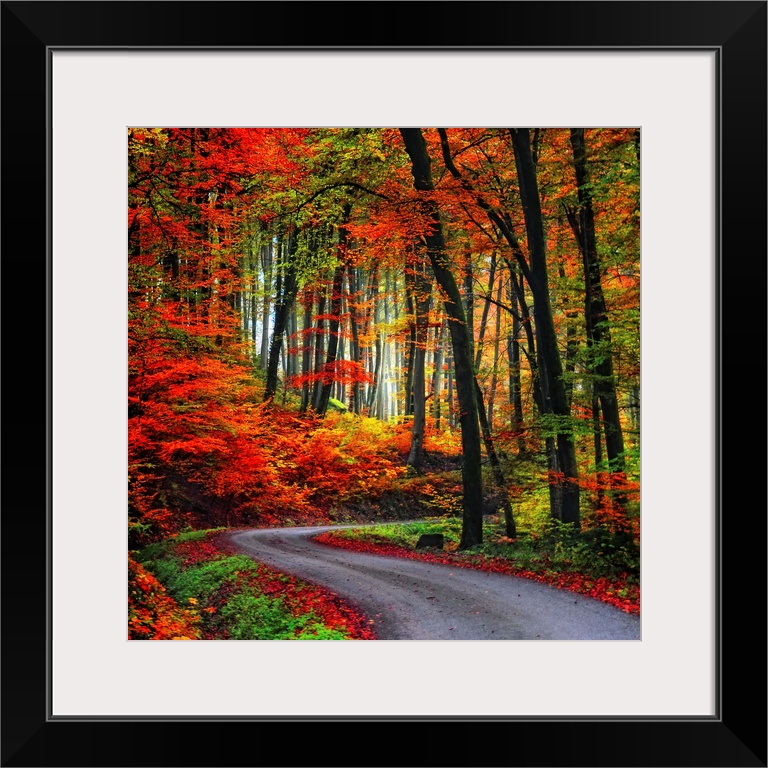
xmin=3 ymin=1 xmax=765 ymax=765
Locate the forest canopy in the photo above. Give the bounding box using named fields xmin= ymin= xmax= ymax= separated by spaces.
xmin=128 ymin=127 xmax=639 ymax=549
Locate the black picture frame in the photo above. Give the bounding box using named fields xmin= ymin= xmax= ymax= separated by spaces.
xmin=2 ymin=2 xmax=765 ymax=766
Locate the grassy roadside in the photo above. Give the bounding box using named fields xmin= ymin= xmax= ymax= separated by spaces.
xmin=314 ymin=517 xmax=640 ymax=614
xmin=129 ymin=529 xmax=374 ymax=640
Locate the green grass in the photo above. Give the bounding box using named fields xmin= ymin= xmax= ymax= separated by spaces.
xmin=338 ymin=515 xmax=639 ymax=581
xmin=135 ymin=530 xmax=350 ymax=640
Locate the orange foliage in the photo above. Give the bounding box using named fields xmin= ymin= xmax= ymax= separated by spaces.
xmin=128 ymin=556 xmax=201 ymax=640
xmin=128 ymin=127 xmax=639 ymax=541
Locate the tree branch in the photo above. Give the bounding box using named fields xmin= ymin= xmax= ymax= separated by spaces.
xmin=437 ymin=128 xmax=533 ymax=287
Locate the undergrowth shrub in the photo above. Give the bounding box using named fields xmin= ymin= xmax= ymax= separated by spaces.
xmin=128 ymin=556 xmax=201 ymax=640
xmin=133 ymin=530 xmax=372 ymax=640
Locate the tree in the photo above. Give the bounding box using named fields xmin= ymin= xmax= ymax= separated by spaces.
xmin=128 ymin=126 xmax=639 ymax=544
xmin=264 ymin=225 xmax=299 ymax=402
xmin=566 ymin=129 xmax=626 ymax=497
xmin=316 ymin=204 xmax=352 ymax=415
xmin=406 ymin=247 xmax=432 ymax=471
xmin=436 ymin=127 xmax=580 ymax=526
xmin=399 ymin=128 xmax=484 ymax=548
xmin=509 ymin=128 xmax=580 ymax=527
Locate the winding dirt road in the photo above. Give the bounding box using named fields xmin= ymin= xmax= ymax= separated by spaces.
xmin=227 ymin=525 xmax=640 ymax=640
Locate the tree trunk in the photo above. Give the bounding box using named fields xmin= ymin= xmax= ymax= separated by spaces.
xmin=403 ymin=265 xmax=416 ymax=417
xmin=311 ymin=278 xmax=328 ymax=412
xmin=348 ymin=267 xmax=362 ymax=414
xmin=407 ymin=251 xmax=432 ymax=471
xmin=260 ymin=240 xmax=272 ymax=371
xmin=475 ymin=378 xmax=517 ymax=538
xmin=558 ymin=255 xmax=578 ymax=410
xmin=387 ymin=270 xmax=399 ymax=420
xmin=510 ymin=128 xmax=580 ymax=527
xmin=249 ymin=238 xmax=258 ymax=356
xmin=336 ymin=296 xmax=346 ymax=403
xmin=487 ymin=276 xmax=503 ymax=431
xmin=447 ymin=345 xmax=455 ymax=431
xmin=366 ymin=269 xmax=382 ymax=416
xmin=300 ymin=288 xmax=313 ymax=413
xmin=592 ymin=384 xmax=605 ymax=505
xmin=568 ymin=129 xmax=626 ymax=488
xmin=400 ymin=128 xmax=484 ymax=548
xmin=317 ymin=204 xmax=351 ymax=416
xmin=474 ymin=251 xmax=497 ymax=371
xmin=377 ymin=280 xmax=391 ymax=421
xmin=463 ymin=253 xmax=475 ymax=363
xmin=281 ymin=327 xmax=289 ymax=404
xmin=432 ymin=320 xmax=445 ymax=429
xmin=264 ymin=228 xmax=299 ymax=402
xmin=506 ymin=277 xmax=526 ymax=454
xmin=287 ymin=298 xmax=299 ymax=379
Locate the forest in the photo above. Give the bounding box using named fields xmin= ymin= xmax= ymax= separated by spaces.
xmin=128 ymin=127 xmax=640 ymax=640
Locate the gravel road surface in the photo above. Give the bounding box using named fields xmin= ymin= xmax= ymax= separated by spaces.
xmin=227 ymin=525 xmax=640 ymax=640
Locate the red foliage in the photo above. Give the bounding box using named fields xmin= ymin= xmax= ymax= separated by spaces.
xmin=289 ymin=359 xmax=374 ymax=390
xmin=578 ymin=471 xmax=641 ymax=539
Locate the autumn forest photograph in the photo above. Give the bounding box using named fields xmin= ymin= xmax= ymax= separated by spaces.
xmin=128 ymin=127 xmax=640 ymax=641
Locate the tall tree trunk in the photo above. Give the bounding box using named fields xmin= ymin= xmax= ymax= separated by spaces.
xmin=300 ymin=288 xmax=313 ymax=413
xmin=282 ymin=328 xmax=289 ymax=404
xmin=239 ymin=242 xmax=249 ymax=339
xmin=506 ymin=263 xmax=543 ymax=414
xmin=387 ymin=270 xmax=399 ymax=420
xmin=432 ymin=320 xmax=445 ymax=429
xmin=558 ymin=257 xmax=578 ymax=410
xmin=287 ymin=299 xmax=298 ymax=379
xmin=317 ymin=204 xmax=351 ymax=416
xmin=264 ymin=228 xmax=299 ymax=402
xmin=368 ymin=332 xmax=382 ymax=417
xmin=336 ymin=295 xmax=346 ymax=403
xmin=400 ymin=128 xmax=484 ymax=548
xmin=403 ymin=265 xmax=416 ymax=417
xmin=251 ymin=289 xmax=258 ymax=356
xmin=348 ymin=267 xmax=362 ymax=414
xmin=510 ymin=128 xmax=580 ymax=527
xmin=260 ymin=240 xmax=272 ymax=371
xmin=474 ymin=251 xmax=498 ymax=371
xmin=366 ymin=269 xmax=382 ymax=416
xmin=592 ymin=384 xmax=605 ymax=505
xmin=567 ymin=129 xmax=626 ymax=491
xmin=463 ymin=253 xmax=475 ymax=363
xmin=475 ymin=378 xmax=517 ymax=538
xmin=379 ymin=273 xmax=392 ymax=421
xmin=447 ymin=345 xmax=455 ymax=431
xmin=507 ymin=278 xmax=527 ymax=455
xmin=487 ymin=277 xmax=503 ymax=431
xmin=407 ymin=251 xmax=432 ymax=471
xmin=250 ymin=238 xmax=258 ymax=356
xmin=311 ymin=277 xmax=328 ymax=412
